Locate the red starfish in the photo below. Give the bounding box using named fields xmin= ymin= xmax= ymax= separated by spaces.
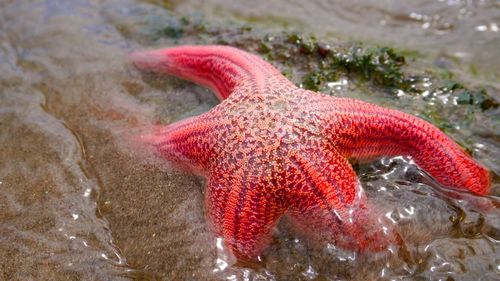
xmin=129 ymin=45 xmax=490 ymax=259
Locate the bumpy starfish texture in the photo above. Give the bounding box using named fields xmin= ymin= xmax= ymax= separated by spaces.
xmin=130 ymin=45 xmax=490 ymax=259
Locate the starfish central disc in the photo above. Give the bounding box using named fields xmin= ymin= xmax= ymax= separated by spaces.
xmin=130 ymin=45 xmax=490 ymax=259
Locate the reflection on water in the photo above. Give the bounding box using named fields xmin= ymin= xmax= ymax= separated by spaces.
xmin=0 ymin=0 xmax=498 ymax=280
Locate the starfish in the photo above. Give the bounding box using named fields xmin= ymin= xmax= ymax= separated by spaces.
xmin=129 ymin=45 xmax=490 ymax=259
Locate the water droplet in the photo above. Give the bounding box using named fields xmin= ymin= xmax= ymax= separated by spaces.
xmin=475 ymin=25 xmax=487 ymax=32
xmin=490 ymin=23 xmax=499 ymax=32
xmin=83 ymin=188 xmax=91 ymax=197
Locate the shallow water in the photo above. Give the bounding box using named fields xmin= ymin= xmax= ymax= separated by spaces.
xmin=0 ymin=1 xmax=499 ymax=280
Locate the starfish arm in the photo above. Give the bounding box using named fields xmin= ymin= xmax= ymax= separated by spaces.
xmin=285 ymin=147 xmax=394 ymax=251
xmin=141 ymin=113 xmax=219 ymax=174
xmin=205 ymin=166 xmax=286 ymax=259
xmin=318 ymin=97 xmax=490 ymax=195
xmin=129 ymin=45 xmax=288 ymax=100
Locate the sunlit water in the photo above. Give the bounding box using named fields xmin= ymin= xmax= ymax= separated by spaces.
xmin=0 ymin=1 xmax=499 ymax=280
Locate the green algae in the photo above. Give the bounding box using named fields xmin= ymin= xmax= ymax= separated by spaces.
xmin=253 ymin=32 xmax=498 ymax=114
xmin=159 ymin=25 xmax=184 ymax=39
xmin=297 ymin=44 xmax=409 ymax=92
